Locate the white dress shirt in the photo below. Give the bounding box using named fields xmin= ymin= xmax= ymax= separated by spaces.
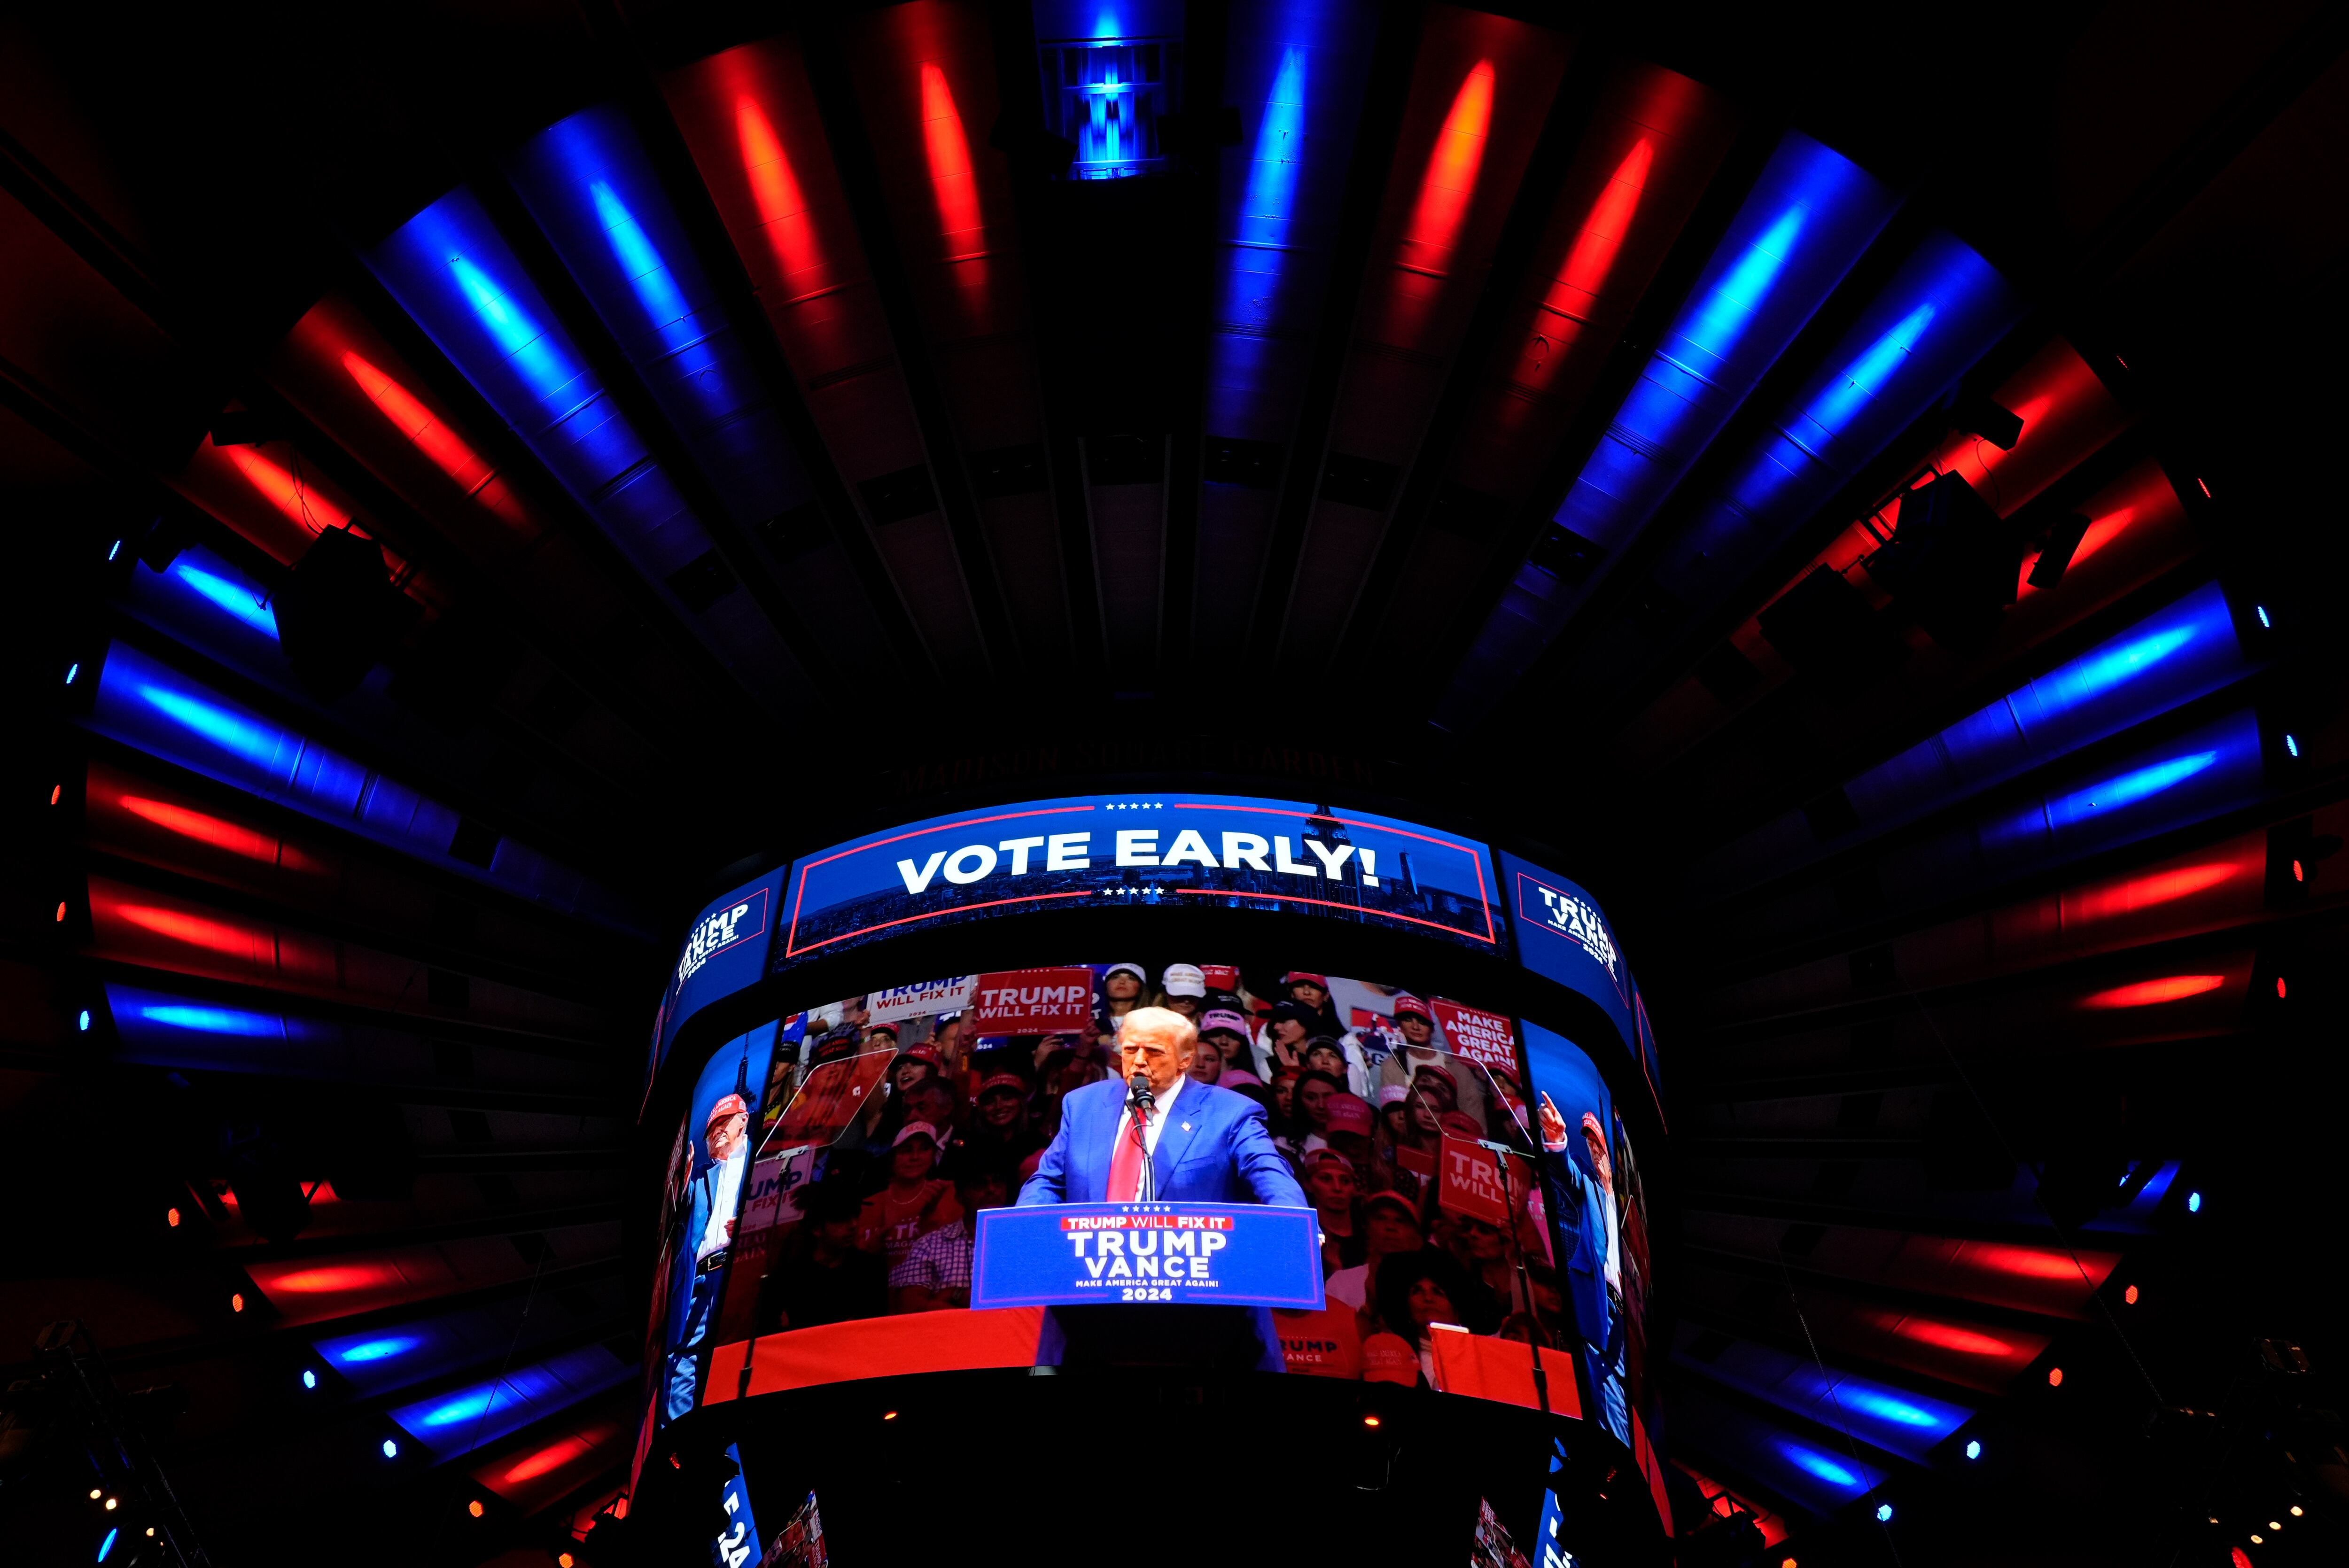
xmin=696 ymin=1146 xmax=746 ymax=1261
xmin=1110 ymin=1071 xmax=1187 ymax=1170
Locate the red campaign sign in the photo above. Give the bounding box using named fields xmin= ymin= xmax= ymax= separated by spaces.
xmin=1430 ymin=998 xmax=1517 ymax=1074
xmin=1439 ymin=1135 xmax=1527 ymax=1227
xmin=971 ymin=968 xmax=1097 ymax=1033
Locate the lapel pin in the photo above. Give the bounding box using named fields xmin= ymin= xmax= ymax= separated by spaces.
xmin=1182 ymin=1122 xmax=1192 ymax=1133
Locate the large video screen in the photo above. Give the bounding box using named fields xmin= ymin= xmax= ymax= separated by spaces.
xmin=774 ymin=795 xmax=1507 ymax=970
xmin=644 ymin=943 xmax=1677 ymax=1447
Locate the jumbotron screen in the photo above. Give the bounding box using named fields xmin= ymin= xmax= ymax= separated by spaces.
xmin=631 ymin=948 xmax=1661 ymax=1486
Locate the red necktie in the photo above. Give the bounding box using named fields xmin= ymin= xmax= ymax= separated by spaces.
xmin=1108 ymin=1104 xmax=1150 ymax=1201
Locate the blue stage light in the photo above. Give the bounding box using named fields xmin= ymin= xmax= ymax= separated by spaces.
xmin=301 ymin=1368 xmax=317 ymax=1389
xmin=2045 ymin=749 xmax=2219 ymax=828
xmin=1965 ymin=1439 xmax=1982 ymax=1460
xmin=2187 ymin=1190 xmax=2202 ymax=1212
xmin=2286 ymin=733 xmax=2300 ymax=757
xmin=108 ymin=538 xmax=123 ymax=561
xmin=1784 ymin=1444 xmax=1862 ymax=1489
xmin=2256 ymin=604 xmax=2271 ymax=628
xmin=447 ymin=255 xmax=577 ymax=405
xmin=1876 ymin=1502 xmax=1894 ymax=1522
xmin=1800 ymin=299 xmax=1937 ymax=442
xmin=587 ymin=180 xmax=689 ymax=331
xmin=169 ymin=560 xmax=280 ymax=639
xmin=332 ymin=1336 xmax=420 ymax=1365
xmin=77 ymin=1009 xmax=90 ymax=1032
xmin=98 ymin=1527 xmax=117 ymax=1562
xmin=1836 ymin=1387 xmax=1939 ymax=1428
xmin=135 ymin=1002 xmax=284 ymax=1038
xmin=381 ymin=1437 xmax=399 ymax=1459
xmin=133 ymin=682 xmax=289 ymax=769
xmin=65 ymin=662 xmax=80 ymax=684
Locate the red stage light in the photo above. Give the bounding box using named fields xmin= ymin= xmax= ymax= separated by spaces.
xmin=1402 ymin=61 xmax=1496 ymax=266
xmin=2077 ymin=974 xmax=2227 ymax=1010
xmin=339 ymin=351 xmax=522 ymax=527
xmin=265 ymin=1265 xmax=396 ymax=1294
xmin=1362 ymin=1414 xmax=1382 ymax=1428
xmin=166 ymin=1207 xmax=181 ymax=1228
xmin=50 ymin=784 xmax=61 ymax=805
xmin=117 ymin=795 xmax=284 ymax=864
xmin=502 ymin=1435 xmax=593 ymax=1484
xmin=918 ymin=62 xmax=983 ymax=249
xmin=467 ymin=1499 xmax=484 ymax=1518
xmin=2047 ymin=1366 xmax=2064 ymax=1387
xmin=2275 ymin=976 xmax=2287 ymax=999
xmin=111 ymin=902 xmax=262 ymax=960
xmin=219 ymin=444 xmax=352 ymax=535
xmin=1968 ymin=1244 xmax=2080 ymax=1281
xmin=2123 ymin=1285 xmax=2139 ymax=1304
xmin=2069 ymin=860 xmax=2244 ymax=923
xmin=1891 ymin=1319 xmax=2015 ymax=1358
xmin=736 ymin=95 xmax=825 ymax=282
xmin=230 ymin=1292 xmax=245 ymax=1313
xmin=2292 ymin=858 xmax=2305 ymax=881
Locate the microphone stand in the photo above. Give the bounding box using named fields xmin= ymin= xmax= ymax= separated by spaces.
xmin=1493 ymin=1144 xmax=1551 ymax=1416
xmin=1129 ymin=1073 xmax=1158 ymax=1203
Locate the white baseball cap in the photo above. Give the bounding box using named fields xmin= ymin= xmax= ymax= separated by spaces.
xmin=1160 ymin=963 xmax=1206 ymax=998
xmin=1105 ymin=962 xmax=1146 ymax=983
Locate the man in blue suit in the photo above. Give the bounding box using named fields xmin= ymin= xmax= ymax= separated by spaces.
xmin=1020 ymin=1006 xmax=1307 ymax=1370
xmin=1540 ymin=1092 xmax=1627 ymax=1445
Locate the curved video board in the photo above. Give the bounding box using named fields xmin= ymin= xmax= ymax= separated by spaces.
xmin=634 ymin=943 xmax=1669 ymax=1508
xmin=647 ymin=794 xmax=1657 ymax=1097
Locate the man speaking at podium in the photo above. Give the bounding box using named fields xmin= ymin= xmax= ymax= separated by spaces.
xmin=1019 ymin=1006 xmax=1307 ymax=1370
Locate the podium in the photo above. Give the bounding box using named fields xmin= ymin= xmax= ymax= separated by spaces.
xmin=970 ymin=1202 xmax=1326 ymax=1311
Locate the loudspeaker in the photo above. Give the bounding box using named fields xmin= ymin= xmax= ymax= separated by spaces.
xmin=275 ymin=526 xmax=418 ymax=699
xmin=1864 ymin=472 xmax=2020 ymax=653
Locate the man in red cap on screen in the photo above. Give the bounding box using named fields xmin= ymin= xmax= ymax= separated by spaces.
xmin=1019 ymin=1007 xmax=1307 ymax=1369
xmin=664 ymin=1090 xmax=750 ymax=1419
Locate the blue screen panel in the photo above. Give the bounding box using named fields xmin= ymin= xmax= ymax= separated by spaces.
xmin=644 ymin=866 xmax=788 ymax=1099
xmin=773 ymin=793 xmax=1506 ymax=970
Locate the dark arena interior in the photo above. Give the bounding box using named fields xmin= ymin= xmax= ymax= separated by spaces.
xmin=2 ymin=3 xmax=2346 ymax=1566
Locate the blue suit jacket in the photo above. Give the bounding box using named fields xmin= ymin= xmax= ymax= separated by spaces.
xmin=1018 ymin=1078 xmax=1307 ymax=1209
xmin=1017 ymin=1078 xmax=1306 ymax=1374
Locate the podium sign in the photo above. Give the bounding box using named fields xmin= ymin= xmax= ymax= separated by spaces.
xmin=971 ymin=1203 xmax=1325 ymax=1311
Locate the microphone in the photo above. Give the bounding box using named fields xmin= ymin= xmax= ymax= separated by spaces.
xmin=1127 ymin=1071 xmax=1156 ymax=1113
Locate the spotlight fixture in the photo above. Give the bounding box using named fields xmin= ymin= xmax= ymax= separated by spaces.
xmin=2124 ymin=1285 xmax=2139 ymax=1304
xmin=468 ymin=1500 xmax=484 ymax=1518
xmin=77 ymin=1010 xmax=90 ymax=1032
xmin=2048 ymin=1367 xmax=2064 ymax=1387
xmin=229 ymin=1294 xmax=244 ymax=1314
xmin=104 ymin=1496 xmax=117 ymax=1510
xmin=2291 ymin=1506 xmax=2304 ymax=1517
xmin=1964 ymin=1440 xmax=1982 ymax=1460
xmin=1875 ymin=1503 xmax=1894 ymax=1522
xmin=90 ymin=1489 xmax=101 ymax=1500
xmin=381 ymin=1438 xmax=398 ymax=1459
xmin=300 ymin=1370 xmax=316 ymax=1389
xmin=2189 ymin=1191 xmax=2203 ymax=1212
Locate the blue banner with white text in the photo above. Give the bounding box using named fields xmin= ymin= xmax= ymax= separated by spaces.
xmin=776 ymin=795 xmax=1506 ymax=971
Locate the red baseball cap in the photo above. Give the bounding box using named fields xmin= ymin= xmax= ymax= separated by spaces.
xmin=892 ymin=1121 xmax=941 ymax=1149
xmin=900 ymin=1043 xmax=940 ymax=1063
xmin=1364 ymin=1190 xmax=1420 ymax=1224
xmin=1325 ymin=1094 xmax=1374 ymax=1136
xmin=977 ymin=1073 xmax=1028 ymax=1097
xmin=1413 ymin=1063 xmax=1459 ymax=1092
xmin=704 ymin=1093 xmax=748 ymax=1130
xmin=866 ymin=1020 xmax=900 ymax=1036
xmin=1390 ymin=994 xmax=1431 ymax=1022
xmin=1282 ymin=971 xmax=1330 ymax=991
xmin=1302 ymin=1147 xmax=1353 ymax=1172
xmin=1439 ymin=1111 xmax=1485 ymax=1139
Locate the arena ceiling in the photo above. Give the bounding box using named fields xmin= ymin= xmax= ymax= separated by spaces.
xmin=3 ymin=2 xmax=2346 ymax=1564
